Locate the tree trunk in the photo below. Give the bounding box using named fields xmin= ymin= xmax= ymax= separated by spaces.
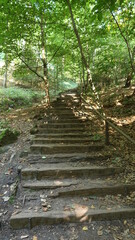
xmin=110 ymin=10 xmax=135 ymax=81
xmin=56 ymin=64 xmax=59 ymax=92
xmin=79 ymin=61 xmax=83 ymax=93
xmin=66 ymin=0 xmax=92 ymax=81
xmin=3 ymin=54 xmax=8 ymax=88
xmin=124 ymin=73 xmax=132 ymax=88
xmin=66 ymin=0 xmax=102 ymax=108
xmin=40 ymin=15 xmax=50 ymax=104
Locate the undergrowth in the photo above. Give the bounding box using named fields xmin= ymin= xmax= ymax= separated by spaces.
xmin=0 ymin=87 xmax=44 ymax=111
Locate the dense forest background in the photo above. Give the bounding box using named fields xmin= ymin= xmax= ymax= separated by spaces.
xmin=0 ymin=0 xmax=135 ymax=104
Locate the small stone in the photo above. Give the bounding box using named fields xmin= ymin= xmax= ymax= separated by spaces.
xmin=20 ymin=235 xmax=29 ymax=239
xmin=97 ymin=230 xmax=103 ymax=236
xmin=3 ymin=196 xmax=10 ymax=202
xmin=4 ymin=211 xmax=8 ymax=215
xmin=42 ymin=203 xmax=47 ymax=207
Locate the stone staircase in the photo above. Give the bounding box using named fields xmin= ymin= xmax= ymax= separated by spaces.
xmin=10 ymin=91 xmax=135 ymax=229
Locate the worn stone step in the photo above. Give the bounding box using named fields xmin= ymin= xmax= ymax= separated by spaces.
xmin=10 ymin=208 xmax=135 ymax=229
xmin=32 ymin=138 xmax=98 ymax=145
xmin=60 ymin=96 xmax=80 ymax=100
xmin=22 ymin=179 xmax=78 ymax=190
xmin=37 ymin=128 xmax=90 ymax=134
xmin=51 ymin=102 xmax=71 ymax=106
xmin=47 ymin=110 xmax=75 ymax=115
xmin=50 ymin=106 xmax=71 ymax=109
xmin=27 ymin=153 xmax=110 ymax=164
xmin=55 ymin=183 xmax=135 ymax=197
xmin=39 ymin=123 xmax=89 ymax=129
xmin=30 ymin=143 xmax=103 ymax=154
xmin=21 ymin=166 xmax=121 ymax=180
xmin=43 ymin=115 xmax=82 ymax=121
xmin=34 ymin=133 xmax=92 ymax=139
xmin=22 ymin=178 xmax=135 ymax=197
xmin=41 ymin=117 xmax=88 ymax=124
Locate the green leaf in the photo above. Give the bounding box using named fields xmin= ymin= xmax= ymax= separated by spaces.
xmin=98 ymin=12 xmax=103 ymax=21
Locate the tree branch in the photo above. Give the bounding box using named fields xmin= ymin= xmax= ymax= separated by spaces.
xmin=48 ymin=32 xmax=66 ymax=64
xmin=17 ymin=53 xmax=44 ymax=81
xmin=110 ymin=9 xmax=135 ymax=74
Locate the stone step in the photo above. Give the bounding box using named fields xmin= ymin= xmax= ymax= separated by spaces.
xmin=34 ymin=133 xmax=92 ymax=139
xmin=55 ymin=183 xmax=135 ymax=198
xmin=50 ymin=107 xmax=73 ymax=111
xmin=47 ymin=109 xmax=75 ymax=114
xmin=51 ymin=102 xmax=71 ymax=107
xmin=44 ymin=114 xmax=80 ymax=119
xmin=22 ymin=179 xmax=78 ymax=190
xmin=30 ymin=143 xmax=103 ymax=154
xmin=41 ymin=117 xmax=88 ymax=123
xmin=39 ymin=123 xmax=89 ymax=129
xmin=21 ymin=166 xmax=121 ymax=180
xmin=37 ymin=128 xmax=90 ymax=134
xmin=32 ymin=138 xmax=98 ymax=145
xmin=10 ymin=208 xmax=135 ymax=229
xmin=27 ymin=153 xmax=109 ymax=164
xmin=22 ymin=179 xmax=135 ymax=197
xmin=60 ymin=96 xmax=80 ymax=101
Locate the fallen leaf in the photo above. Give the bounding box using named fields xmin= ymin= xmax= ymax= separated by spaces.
xmin=107 ymin=207 xmax=112 ymax=210
xmin=124 ymin=220 xmax=127 ymax=225
xmin=43 ymin=207 xmax=48 ymax=212
xmin=83 ymin=226 xmax=88 ymax=231
xmin=20 ymin=235 xmax=29 ymax=239
xmin=91 ymin=205 xmax=95 ymax=209
xmin=130 ymin=229 xmax=135 ymax=235
xmin=97 ymin=230 xmax=103 ymax=236
xmin=64 ymin=207 xmax=71 ymax=211
xmin=33 ymin=236 xmax=38 ymax=240
xmin=12 ymin=210 xmax=21 ymax=216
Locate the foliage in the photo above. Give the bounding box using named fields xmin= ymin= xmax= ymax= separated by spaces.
xmin=0 ymin=128 xmax=20 ymax=146
xmin=0 ymin=0 xmax=135 ymax=93
xmin=0 ymin=87 xmax=44 ymax=111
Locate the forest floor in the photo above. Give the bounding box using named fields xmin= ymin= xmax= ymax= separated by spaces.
xmin=0 ymin=86 xmax=135 ymax=240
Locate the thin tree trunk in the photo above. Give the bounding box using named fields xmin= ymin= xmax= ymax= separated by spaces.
xmin=66 ymin=0 xmax=100 ymax=106
xmin=78 ymin=61 xmax=82 ymax=93
xmin=56 ymin=64 xmax=59 ymax=92
xmin=66 ymin=0 xmax=92 ymax=83
xmin=82 ymin=64 xmax=86 ymax=93
xmin=3 ymin=53 xmax=8 ymax=88
xmin=110 ymin=10 xmax=135 ymax=87
xmin=40 ymin=15 xmax=50 ymax=104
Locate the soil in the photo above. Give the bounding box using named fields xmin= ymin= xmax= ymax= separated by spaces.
xmin=0 ymin=87 xmax=135 ymax=240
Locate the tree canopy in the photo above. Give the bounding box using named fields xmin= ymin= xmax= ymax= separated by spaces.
xmin=0 ymin=0 xmax=135 ymax=101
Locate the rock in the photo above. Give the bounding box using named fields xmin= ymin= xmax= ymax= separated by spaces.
xmin=3 ymin=196 xmax=10 ymax=202
xmin=10 ymin=181 xmax=18 ymax=195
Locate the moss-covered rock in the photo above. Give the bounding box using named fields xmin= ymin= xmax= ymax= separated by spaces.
xmin=0 ymin=128 xmax=20 ymax=146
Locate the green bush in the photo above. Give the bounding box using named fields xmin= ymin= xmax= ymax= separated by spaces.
xmin=0 ymin=128 xmax=20 ymax=146
xmin=0 ymin=87 xmax=44 ymax=111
